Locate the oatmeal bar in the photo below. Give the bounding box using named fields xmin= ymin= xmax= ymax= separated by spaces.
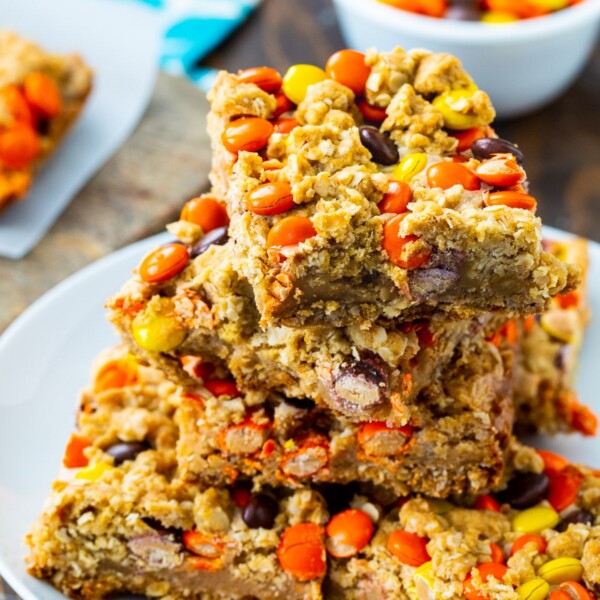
xmin=27 ymin=351 xmax=600 ymax=599
xmin=175 ymin=332 xmax=513 ymax=497
xmin=78 ymin=341 xmax=513 ymax=498
xmin=0 ymin=30 xmax=92 ymax=210
xmin=326 ymin=443 xmax=600 ymax=599
xmin=27 ymin=348 xmax=327 ymax=599
xmin=514 ymin=238 xmax=597 ymax=436
xmin=108 ymin=239 xmax=496 ymax=423
xmin=201 ymin=47 xmax=578 ymax=327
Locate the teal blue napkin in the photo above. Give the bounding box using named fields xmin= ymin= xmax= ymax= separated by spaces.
xmin=139 ymin=0 xmax=261 ymax=91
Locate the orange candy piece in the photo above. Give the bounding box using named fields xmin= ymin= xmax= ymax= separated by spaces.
xmin=277 ymin=523 xmax=326 ymax=581
xmin=231 ymin=485 xmax=252 ymax=508
xmin=476 ymin=154 xmax=525 ymax=187
xmin=383 ymin=0 xmax=447 ymax=17
xmin=484 ymin=0 xmax=548 ymax=18
xmin=23 ymin=71 xmax=63 ymax=118
xmin=556 ymin=290 xmax=579 ymax=309
xmin=427 ymin=161 xmax=480 ymax=191
xmin=378 ymin=179 xmax=412 ymax=214
xmin=94 ymin=358 xmax=139 ymax=392
xmin=357 ymin=421 xmax=413 ymax=448
xmin=236 ymin=67 xmax=282 ymax=93
xmin=325 ymin=509 xmax=375 ymax=558
xmin=536 ymin=449 xmax=570 ymax=474
xmin=138 ymin=243 xmax=189 ymax=284
xmin=547 ymin=466 xmax=583 ymax=511
xmin=267 ymin=216 xmax=316 ymax=248
xmin=486 ymin=191 xmax=537 ymax=211
xmin=357 ymin=99 xmax=387 ymax=123
xmin=474 ymin=495 xmax=501 ymax=512
xmin=325 ymin=50 xmax=371 ymax=96
xmin=0 ymin=84 xmax=34 ymax=126
xmin=501 ymin=319 xmax=518 ymax=345
xmin=382 ymin=213 xmax=431 ymax=270
xmin=204 ymin=379 xmax=240 ymax=398
xmin=387 ymin=530 xmax=430 ymax=566
xmin=451 ymin=126 xmax=486 ymax=153
xmin=489 ymin=542 xmax=505 ymax=564
xmin=273 ymin=92 xmax=294 ymax=118
xmin=550 ymin=592 xmax=573 ymax=600
xmin=62 ymin=433 xmax=92 ymax=468
xmin=0 ymin=124 xmax=40 ymax=169
xmin=272 ymin=117 xmax=299 ymax=134
xmin=510 ymin=534 xmax=547 ymax=556
xmin=557 ymin=582 xmax=595 ymax=600
xmin=180 ymin=196 xmax=229 ymax=232
xmin=182 ymin=531 xmax=225 ymax=558
xmin=246 ymin=182 xmax=295 ymax=216
xmin=222 ymin=117 xmax=274 ymax=154
xmin=571 ymin=404 xmax=598 ymax=436
xmin=523 ymin=314 xmax=537 ymax=334
xmin=463 ymin=563 xmax=509 ymax=600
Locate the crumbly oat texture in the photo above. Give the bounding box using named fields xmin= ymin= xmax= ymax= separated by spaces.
xmin=514 ymin=238 xmax=596 ymax=436
xmin=109 ymin=240 xmax=494 ymax=423
xmin=80 ymin=341 xmax=512 ymax=497
xmin=326 ymin=449 xmax=600 ymax=599
xmin=0 ymin=30 xmax=92 ymax=209
xmin=205 ymin=47 xmax=579 ymax=327
xmin=27 ymin=347 xmax=326 ymax=600
xmin=27 ymin=348 xmax=600 ymax=599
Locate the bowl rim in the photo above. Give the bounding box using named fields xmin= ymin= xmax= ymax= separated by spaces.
xmin=332 ymin=0 xmax=600 ymax=44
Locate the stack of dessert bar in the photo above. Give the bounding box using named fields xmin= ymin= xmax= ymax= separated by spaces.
xmin=28 ymin=48 xmax=599 ymax=599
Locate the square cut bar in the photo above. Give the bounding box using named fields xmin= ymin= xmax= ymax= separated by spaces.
xmin=27 ymin=348 xmax=600 ymax=599
xmin=108 ymin=240 xmax=497 ymax=424
xmin=0 ymin=31 xmax=93 ymax=209
xmin=514 ymin=238 xmax=596 ymax=436
xmin=27 ymin=348 xmax=327 ymax=600
xmin=76 ymin=341 xmax=513 ymax=498
xmin=175 ymin=332 xmax=513 ymax=498
xmin=203 ymin=47 xmax=579 ymax=327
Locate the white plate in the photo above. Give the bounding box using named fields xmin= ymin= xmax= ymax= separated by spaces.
xmin=0 ymin=0 xmax=160 ymax=259
xmin=0 ymin=226 xmax=599 ymax=599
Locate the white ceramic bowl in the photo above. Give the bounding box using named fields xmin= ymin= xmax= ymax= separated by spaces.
xmin=332 ymin=0 xmax=600 ymax=118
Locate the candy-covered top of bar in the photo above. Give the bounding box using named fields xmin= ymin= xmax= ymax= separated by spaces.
xmin=205 ymin=49 xmax=558 ymax=293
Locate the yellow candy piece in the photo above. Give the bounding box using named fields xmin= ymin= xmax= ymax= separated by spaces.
xmin=540 ymin=309 xmax=577 ymax=343
xmin=537 ymin=557 xmax=583 ymax=585
xmin=516 ymin=578 xmax=550 ymax=600
xmin=282 ymin=64 xmax=327 ymax=105
xmin=132 ymin=310 xmax=186 ymax=353
xmin=75 ymin=463 xmax=113 ymax=481
xmin=413 ymin=561 xmax=440 ymax=600
xmin=512 ymin=506 xmax=560 ymax=534
xmin=529 ymin=0 xmax=569 ymax=9
xmin=432 ymin=86 xmax=483 ymax=130
xmin=392 ymin=153 xmax=428 ymax=182
xmin=481 ymin=11 xmax=520 ymax=23
xmin=548 ymin=241 xmax=568 ymax=261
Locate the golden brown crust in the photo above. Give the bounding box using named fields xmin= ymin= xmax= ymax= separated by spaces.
xmin=205 ymin=48 xmax=578 ymax=328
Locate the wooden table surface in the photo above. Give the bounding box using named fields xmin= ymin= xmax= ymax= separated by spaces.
xmin=2 ymin=0 xmax=598 ymax=597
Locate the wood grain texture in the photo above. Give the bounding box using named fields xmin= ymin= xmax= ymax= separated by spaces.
xmin=1 ymin=73 xmax=211 ymax=332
